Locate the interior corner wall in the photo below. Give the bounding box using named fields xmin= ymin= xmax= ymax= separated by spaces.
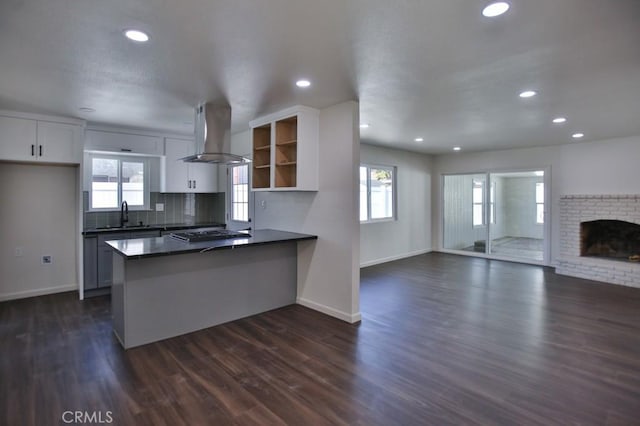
xmin=0 ymin=162 xmax=78 ymax=301
xmin=432 ymin=134 xmax=640 ymax=266
xmin=359 ymin=144 xmax=433 ymax=266
xmin=253 ymin=101 xmax=360 ymax=323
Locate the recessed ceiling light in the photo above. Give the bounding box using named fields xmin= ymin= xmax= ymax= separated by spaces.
xmin=360 ymin=123 xmax=370 ymax=129
xmin=296 ymin=79 xmax=311 ymax=88
xmin=482 ymin=2 xmax=510 ymax=18
xmin=124 ymin=29 xmax=150 ymax=43
xmin=552 ymin=117 xmax=567 ymax=124
xmin=78 ymin=107 xmax=95 ymax=113
xmin=572 ymin=133 xmax=585 ymax=139
xmin=415 ymin=137 xmax=424 ymax=142
xmin=519 ymin=90 xmax=537 ymax=98
xmin=453 ymin=147 xmax=461 ymax=151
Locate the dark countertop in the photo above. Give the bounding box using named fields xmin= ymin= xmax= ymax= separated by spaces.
xmin=83 ymin=222 xmax=225 ymax=235
xmin=105 ymin=229 xmax=317 ymax=259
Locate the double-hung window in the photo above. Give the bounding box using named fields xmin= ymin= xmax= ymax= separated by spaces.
xmin=89 ymin=155 xmax=150 ymax=210
xmin=360 ymin=164 xmax=396 ymax=222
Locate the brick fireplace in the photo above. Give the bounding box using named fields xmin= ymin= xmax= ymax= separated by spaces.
xmin=556 ymin=195 xmax=640 ymax=288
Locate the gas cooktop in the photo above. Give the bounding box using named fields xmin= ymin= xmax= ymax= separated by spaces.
xmin=170 ymin=229 xmax=250 ymax=243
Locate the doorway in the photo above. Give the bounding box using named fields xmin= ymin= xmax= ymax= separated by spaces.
xmin=442 ymin=169 xmax=548 ymax=264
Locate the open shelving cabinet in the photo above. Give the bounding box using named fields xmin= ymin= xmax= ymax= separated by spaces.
xmin=252 ymin=123 xmax=271 ymax=189
xmin=275 ymin=117 xmax=298 ymax=188
xmin=249 ymin=106 xmax=319 ymax=191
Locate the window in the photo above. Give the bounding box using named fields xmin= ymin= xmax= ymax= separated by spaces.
xmin=536 ymin=182 xmax=544 ymax=224
xmin=360 ymin=164 xmax=395 ymax=222
xmin=472 ymin=179 xmax=484 ymax=226
xmin=230 ymin=164 xmax=249 ymax=222
xmin=90 ymin=155 xmax=149 ymax=210
xmin=489 ymin=181 xmax=496 ymax=224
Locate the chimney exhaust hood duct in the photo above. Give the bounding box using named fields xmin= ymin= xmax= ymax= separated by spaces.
xmin=181 ymin=102 xmax=249 ymax=164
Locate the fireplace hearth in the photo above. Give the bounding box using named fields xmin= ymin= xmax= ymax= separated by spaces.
xmin=580 ymin=219 xmax=640 ymax=261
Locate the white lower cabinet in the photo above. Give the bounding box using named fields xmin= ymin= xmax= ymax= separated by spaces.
xmin=161 ymin=138 xmax=218 ymax=193
xmin=0 ymin=115 xmax=82 ymax=164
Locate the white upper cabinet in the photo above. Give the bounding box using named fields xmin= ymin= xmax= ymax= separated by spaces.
xmin=160 ymin=138 xmax=218 ymax=193
xmin=250 ymin=106 xmax=319 ymax=191
xmin=85 ymin=129 xmax=163 ymax=156
xmin=0 ymin=114 xmax=82 ymax=164
xmin=0 ymin=116 xmax=36 ymax=161
xmin=37 ymin=121 xmax=82 ymax=163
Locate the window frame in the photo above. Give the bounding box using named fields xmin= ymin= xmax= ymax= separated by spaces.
xmin=360 ymin=163 xmax=397 ymax=224
xmin=88 ymin=153 xmax=150 ymax=212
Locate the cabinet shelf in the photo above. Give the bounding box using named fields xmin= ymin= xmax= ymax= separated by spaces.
xmin=250 ymin=106 xmax=319 ymax=191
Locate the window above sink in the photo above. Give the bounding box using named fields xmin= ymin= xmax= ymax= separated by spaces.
xmin=86 ymin=153 xmax=150 ymax=211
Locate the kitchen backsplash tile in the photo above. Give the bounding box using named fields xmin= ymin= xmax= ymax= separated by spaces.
xmin=83 ymin=192 xmax=225 ymax=228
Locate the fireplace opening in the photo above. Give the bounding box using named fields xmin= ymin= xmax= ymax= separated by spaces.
xmin=580 ymin=220 xmax=640 ymax=261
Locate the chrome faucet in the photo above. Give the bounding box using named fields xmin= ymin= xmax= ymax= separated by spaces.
xmin=120 ymin=201 xmax=129 ymax=227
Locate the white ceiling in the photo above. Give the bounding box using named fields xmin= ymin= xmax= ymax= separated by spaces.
xmin=1 ymin=0 xmax=639 ymax=154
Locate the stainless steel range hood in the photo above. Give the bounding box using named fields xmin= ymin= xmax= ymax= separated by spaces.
xmin=181 ymin=102 xmax=249 ymax=164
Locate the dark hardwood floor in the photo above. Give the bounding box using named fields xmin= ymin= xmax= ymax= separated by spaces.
xmin=2 ymin=253 xmax=640 ymax=425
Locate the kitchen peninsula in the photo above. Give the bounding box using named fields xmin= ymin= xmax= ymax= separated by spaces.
xmin=107 ymin=229 xmax=317 ymax=349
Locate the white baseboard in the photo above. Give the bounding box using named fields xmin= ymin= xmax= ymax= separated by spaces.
xmin=297 ymin=297 xmax=361 ymax=323
xmin=360 ymin=249 xmax=432 ymax=268
xmin=0 ymin=283 xmax=77 ymax=302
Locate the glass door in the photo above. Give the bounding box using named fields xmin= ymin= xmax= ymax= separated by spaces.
xmin=443 ymin=170 xmax=548 ymax=264
xmin=443 ymin=173 xmax=489 ymax=254
xmin=226 ymin=164 xmax=253 ymax=231
xmin=488 ymin=171 xmax=545 ymax=262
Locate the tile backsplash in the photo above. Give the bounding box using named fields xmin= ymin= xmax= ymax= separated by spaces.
xmin=83 ymin=192 xmax=225 ymax=229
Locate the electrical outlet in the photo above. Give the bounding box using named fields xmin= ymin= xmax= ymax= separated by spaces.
xmin=260 ymin=200 xmax=267 ymax=209
xmin=42 ymin=255 xmax=52 ymax=264
xmin=15 ymin=247 xmax=24 ymax=257
xmin=156 ymin=203 xmax=164 ymax=212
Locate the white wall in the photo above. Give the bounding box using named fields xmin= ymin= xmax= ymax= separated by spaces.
xmin=360 ymin=144 xmax=432 ymax=266
xmin=433 ymin=134 xmax=640 ymax=264
xmin=253 ymin=101 xmax=360 ymax=322
xmin=0 ymin=163 xmax=78 ymax=300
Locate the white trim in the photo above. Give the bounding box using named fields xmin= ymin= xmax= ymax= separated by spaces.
xmin=360 ymin=249 xmax=432 ymax=268
xmin=296 ymin=298 xmax=361 ymax=323
xmin=0 ymin=109 xmax=85 ymax=126
xmin=0 ymin=284 xmax=77 ymax=302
